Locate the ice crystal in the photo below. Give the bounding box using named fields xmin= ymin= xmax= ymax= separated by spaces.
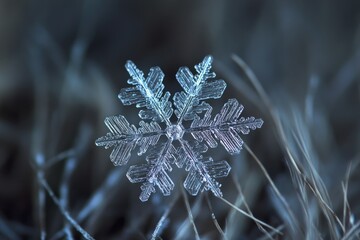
xmin=96 ymin=56 xmax=263 ymax=202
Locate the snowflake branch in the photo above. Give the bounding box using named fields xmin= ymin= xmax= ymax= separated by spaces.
xmin=175 ymin=55 xmax=226 ymax=123
xmin=119 ymin=61 xmax=173 ymax=125
xmin=175 ymin=56 xmax=212 ymax=123
xmin=96 ymin=115 xmax=165 ymax=165
xmin=179 ymin=139 xmax=226 ymax=197
xmin=188 ymin=99 xmax=263 ymax=154
xmin=127 ymin=139 xmax=176 ymax=201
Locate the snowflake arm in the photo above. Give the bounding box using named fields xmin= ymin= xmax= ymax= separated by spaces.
xmin=119 ymin=61 xmax=173 ymax=125
xmin=177 ymin=140 xmax=231 ymax=197
xmin=95 ymin=115 xmax=165 ymax=165
xmin=126 ymin=140 xmax=176 ymax=202
xmin=174 ymin=55 xmax=227 ymax=123
xmin=188 ymin=99 xmax=264 ymax=154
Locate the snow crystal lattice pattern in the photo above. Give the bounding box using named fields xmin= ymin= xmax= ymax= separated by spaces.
xmin=96 ymin=56 xmax=263 ymax=201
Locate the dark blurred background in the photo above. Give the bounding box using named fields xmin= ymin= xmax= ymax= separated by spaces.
xmin=0 ymin=0 xmax=359 ymax=239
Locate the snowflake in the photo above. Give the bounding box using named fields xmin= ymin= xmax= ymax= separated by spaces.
xmin=96 ymin=56 xmax=263 ymax=202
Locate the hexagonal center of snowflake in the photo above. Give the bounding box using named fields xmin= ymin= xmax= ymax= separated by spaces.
xmin=166 ymin=124 xmax=184 ymax=140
